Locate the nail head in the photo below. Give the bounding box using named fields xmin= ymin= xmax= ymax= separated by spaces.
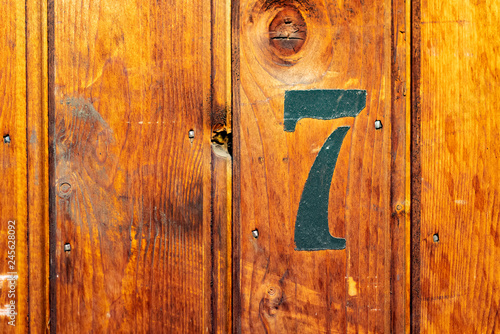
xmin=433 ymin=234 xmax=439 ymax=242
xmin=252 ymin=229 xmax=259 ymax=238
xmin=374 ymin=120 xmax=383 ymax=130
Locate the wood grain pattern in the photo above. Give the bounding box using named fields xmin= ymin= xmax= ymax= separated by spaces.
xmin=414 ymin=0 xmax=500 ymax=331
xmin=211 ymin=0 xmax=233 ymax=332
xmin=211 ymin=152 xmax=232 ymax=334
xmin=390 ymin=0 xmax=408 ymax=331
xmin=0 ymin=0 xmax=28 ymax=332
xmin=233 ymin=0 xmax=406 ymax=332
xmin=11 ymin=0 xmax=500 ymax=331
xmin=51 ymin=0 xmax=215 ymax=332
xmin=27 ymin=0 xmax=50 ymax=332
xmin=405 ymin=0 xmax=413 ymax=332
xmin=410 ymin=0 xmax=422 ymax=330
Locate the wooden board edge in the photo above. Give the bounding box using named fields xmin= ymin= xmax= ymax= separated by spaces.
xmin=26 ymin=0 xmax=50 ymax=332
xmin=390 ymin=0 xmax=408 ymax=331
xmin=47 ymin=0 xmax=56 ymax=332
xmin=210 ymin=0 xmax=233 ymax=331
xmin=230 ymin=0 xmax=242 ymax=332
xmin=410 ymin=0 xmax=422 ymax=331
xmin=405 ymin=0 xmax=412 ymax=330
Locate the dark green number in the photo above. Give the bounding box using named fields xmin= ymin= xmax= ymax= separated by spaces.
xmin=284 ymin=90 xmax=367 ymax=251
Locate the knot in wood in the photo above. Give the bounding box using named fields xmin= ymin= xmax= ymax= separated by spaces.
xmin=269 ymin=6 xmax=307 ymax=57
xmin=261 ymin=285 xmax=283 ymax=317
xmin=58 ymin=182 xmax=73 ymax=198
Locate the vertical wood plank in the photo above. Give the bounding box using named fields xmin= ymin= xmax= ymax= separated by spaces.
xmin=50 ymin=0 xmax=213 ymax=332
xmin=233 ymin=0 xmax=406 ymax=332
xmin=410 ymin=0 xmax=422 ymax=331
xmin=27 ymin=0 xmax=50 ymax=332
xmin=211 ymin=0 xmax=233 ymax=331
xmin=211 ymin=153 xmax=233 ymax=334
xmin=413 ymin=0 xmax=500 ymax=332
xmin=390 ymin=0 xmax=408 ymax=331
xmin=231 ymin=1 xmax=243 ymax=331
xmin=0 ymin=0 xmax=28 ymax=332
xmin=405 ymin=0 xmax=413 ymax=332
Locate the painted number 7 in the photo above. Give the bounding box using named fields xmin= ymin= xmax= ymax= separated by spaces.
xmin=284 ymin=90 xmax=367 ymax=251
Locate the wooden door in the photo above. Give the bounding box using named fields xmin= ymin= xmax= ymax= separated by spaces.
xmin=0 ymin=0 xmax=499 ymax=333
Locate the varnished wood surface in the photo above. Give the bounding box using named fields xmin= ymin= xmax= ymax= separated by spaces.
xmin=51 ymin=0 xmax=215 ymax=332
xmin=0 ymin=1 xmax=28 ymax=333
xmin=233 ymin=0 xmax=406 ymax=332
xmin=27 ymin=0 xmax=50 ymax=332
xmin=410 ymin=0 xmax=423 ymax=330
xmin=212 ymin=152 xmax=233 ymax=334
xmin=3 ymin=0 xmax=500 ymax=331
xmin=211 ymin=0 xmax=233 ymax=332
xmin=391 ymin=0 xmax=408 ymax=331
xmin=413 ymin=0 xmax=500 ymax=332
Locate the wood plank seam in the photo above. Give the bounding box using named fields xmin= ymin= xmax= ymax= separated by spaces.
xmin=410 ymin=0 xmax=422 ymax=330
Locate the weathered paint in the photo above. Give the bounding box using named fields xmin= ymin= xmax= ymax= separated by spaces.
xmin=294 ymin=126 xmax=349 ymax=250
xmin=284 ymin=89 xmax=367 ymax=132
xmin=284 ymin=89 xmax=367 ymax=251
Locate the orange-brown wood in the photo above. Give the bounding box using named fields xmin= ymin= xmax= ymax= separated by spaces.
xmin=412 ymin=0 xmax=500 ymax=332
xmin=211 ymin=0 xmax=233 ymax=332
xmin=232 ymin=0 xmax=406 ymax=332
xmin=9 ymin=0 xmax=500 ymax=331
xmin=405 ymin=0 xmax=413 ymax=332
xmin=211 ymin=152 xmax=233 ymax=334
xmin=27 ymin=0 xmax=50 ymax=332
xmin=50 ymin=0 xmax=216 ymax=332
xmin=0 ymin=1 xmax=28 ymax=333
xmin=390 ymin=0 xmax=408 ymax=331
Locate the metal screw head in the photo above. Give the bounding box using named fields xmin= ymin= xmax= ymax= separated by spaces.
xmin=3 ymin=135 xmax=11 ymax=144
xmin=64 ymin=243 xmax=71 ymax=252
xmin=374 ymin=120 xmax=383 ymax=130
xmin=433 ymin=234 xmax=439 ymax=242
xmin=188 ymin=129 xmax=195 ymax=139
xmin=251 ymin=229 xmax=259 ymax=238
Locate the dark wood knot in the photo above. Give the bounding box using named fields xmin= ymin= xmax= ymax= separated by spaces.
xmin=260 ymin=286 xmax=283 ymax=317
xmin=58 ymin=182 xmax=72 ymax=198
xmin=269 ymin=6 xmax=307 ymax=57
